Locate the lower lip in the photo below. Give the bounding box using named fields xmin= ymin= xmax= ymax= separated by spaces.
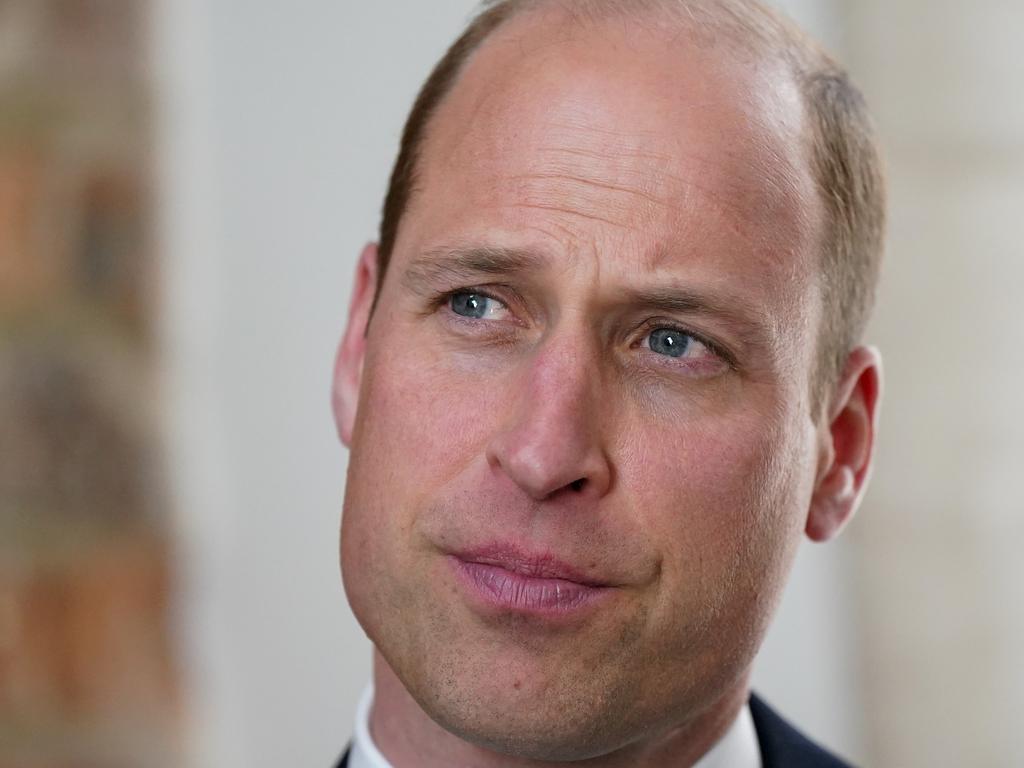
xmin=449 ymin=557 xmax=612 ymax=617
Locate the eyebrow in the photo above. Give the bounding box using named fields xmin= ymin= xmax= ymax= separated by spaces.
xmin=402 ymin=246 xmax=548 ymax=295
xmin=614 ymin=286 xmax=775 ymax=353
xmin=402 ymin=245 xmax=774 ymax=351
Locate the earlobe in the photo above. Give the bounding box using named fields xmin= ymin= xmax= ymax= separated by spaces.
xmin=806 ymin=346 xmax=883 ymax=542
xmin=331 ymin=242 xmax=380 ymax=447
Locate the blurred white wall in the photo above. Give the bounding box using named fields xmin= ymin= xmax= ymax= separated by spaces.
xmin=843 ymin=2 xmax=1024 ymax=765
xmin=155 ymin=1 xmax=871 ymax=766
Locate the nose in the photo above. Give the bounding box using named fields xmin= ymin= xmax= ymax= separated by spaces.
xmin=485 ymin=340 xmax=613 ymax=502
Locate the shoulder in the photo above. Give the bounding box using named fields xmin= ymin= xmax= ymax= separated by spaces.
xmin=749 ymin=693 xmax=856 ymax=768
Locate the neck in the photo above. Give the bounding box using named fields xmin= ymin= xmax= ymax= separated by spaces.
xmin=367 ymin=650 xmax=750 ymax=768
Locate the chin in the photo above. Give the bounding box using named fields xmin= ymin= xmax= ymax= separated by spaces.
xmin=388 ymin=641 xmax=675 ymax=763
xmin=421 ymin=692 xmax=637 ymax=763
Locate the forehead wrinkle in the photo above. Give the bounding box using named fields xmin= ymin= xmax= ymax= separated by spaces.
xmin=511 ymin=157 xmax=756 ymax=242
xmin=542 ymin=116 xmax=666 ymax=147
xmin=516 ymin=106 xmax=809 ymax=245
xmin=523 ymin=151 xmax=668 ymax=209
xmin=513 ymin=199 xmax=636 ymax=232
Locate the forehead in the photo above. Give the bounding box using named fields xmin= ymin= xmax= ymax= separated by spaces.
xmin=401 ymin=9 xmax=821 ymax=298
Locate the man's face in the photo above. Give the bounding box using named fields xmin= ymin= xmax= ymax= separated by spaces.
xmin=338 ymin=11 xmax=828 ymax=761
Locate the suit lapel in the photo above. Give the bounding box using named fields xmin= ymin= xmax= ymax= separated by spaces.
xmin=749 ymin=693 xmax=853 ymax=767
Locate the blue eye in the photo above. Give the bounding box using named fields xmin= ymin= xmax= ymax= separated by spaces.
xmin=648 ymin=328 xmax=694 ymax=357
xmin=449 ymin=292 xmax=505 ymax=319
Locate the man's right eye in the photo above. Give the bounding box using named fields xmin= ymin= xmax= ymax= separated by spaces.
xmin=448 ymin=292 xmax=509 ymax=321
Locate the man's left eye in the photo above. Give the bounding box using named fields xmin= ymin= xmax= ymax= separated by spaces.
xmin=646 ymin=327 xmax=712 ymax=359
xmin=449 ymin=292 xmax=508 ymax=320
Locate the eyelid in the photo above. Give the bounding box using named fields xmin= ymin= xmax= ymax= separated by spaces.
xmin=436 ymin=285 xmax=522 ymax=313
xmin=635 ymin=318 xmax=737 ymax=368
xmin=435 ymin=286 xmax=524 ymax=328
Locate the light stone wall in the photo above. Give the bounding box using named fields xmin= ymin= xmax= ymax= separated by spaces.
xmin=840 ymin=1 xmax=1024 ymax=765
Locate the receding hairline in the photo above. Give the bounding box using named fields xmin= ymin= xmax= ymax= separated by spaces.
xmin=379 ymin=0 xmax=840 ymax=274
xmin=466 ymin=0 xmax=833 ymax=70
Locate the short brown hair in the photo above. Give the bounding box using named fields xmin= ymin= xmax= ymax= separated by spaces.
xmin=372 ymin=0 xmax=886 ymax=405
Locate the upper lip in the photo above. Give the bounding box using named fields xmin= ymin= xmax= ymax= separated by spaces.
xmin=450 ymin=543 xmax=611 ymax=587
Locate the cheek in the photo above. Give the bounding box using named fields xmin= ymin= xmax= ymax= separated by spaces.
xmin=357 ymin=345 xmax=508 ymax=486
xmin=343 ymin=328 xmax=511 ymax=558
xmin=611 ymin=405 xmax=815 ymax=692
xmin=341 ymin=328 xmax=518 ymax=640
xmin=621 ymin=405 xmax=812 ymax=601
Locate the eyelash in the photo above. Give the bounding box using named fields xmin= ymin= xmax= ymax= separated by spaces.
xmin=429 ymin=287 xmax=736 ymax=370
xmin=428 ymin=286 xmax=520 ymax=326
xmin=632 ymin=318 xmax=736 ymax=368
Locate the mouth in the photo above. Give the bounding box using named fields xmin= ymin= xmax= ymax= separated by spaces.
xmin=447 ymin=544 xmax=615 ymax=618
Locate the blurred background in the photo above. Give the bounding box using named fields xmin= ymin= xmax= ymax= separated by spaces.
xmin=1 ymin=0 xmax=1021 ymax=766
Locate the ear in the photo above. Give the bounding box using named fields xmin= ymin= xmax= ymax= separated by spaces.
xmin=806 ymin=345 xmax=883 ymax=542
xmin=331 ymin=242 xmax=379 ymax=447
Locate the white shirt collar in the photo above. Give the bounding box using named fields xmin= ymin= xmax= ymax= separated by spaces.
xmin=348 ymin=683 xmax=761 ymax=768
xmin=349 ymin=683 xmax=392 ymax=768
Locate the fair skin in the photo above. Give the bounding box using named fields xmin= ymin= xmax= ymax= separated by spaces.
xmin=333 ymin=8 xmax=880 ymax=768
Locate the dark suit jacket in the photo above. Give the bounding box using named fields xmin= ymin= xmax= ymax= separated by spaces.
xmin=334 ymin=693 xmax=853 ymax=767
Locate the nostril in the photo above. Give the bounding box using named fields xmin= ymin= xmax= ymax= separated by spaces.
xmin=569 ymin=478 xmax=586 ymax=493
